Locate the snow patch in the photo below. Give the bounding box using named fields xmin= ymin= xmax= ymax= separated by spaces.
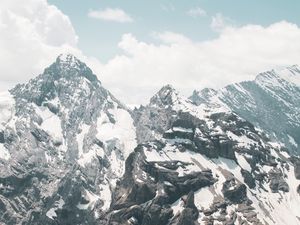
xmin=99 ymin=183 xmax=111 ymax=211
xmin=77 ymin=145 xmax=104 ymax=167
xmin=171 ymin=198 xmax=184 ymax=216
xmin=0 ymin=144 xmax=10 ymax=160
xmin=77 ymin=189 xmax=100 ymax=210
xmin=194 ymin=187 xmax=214 ymax=210
xmin=96 ymin=108 xmax=136 ymax=178
xmin=76 ymin=123 xmax=90 ymax=159
xmin=34 ymin=104 xmax=63 ymax=139
xmin=287 ymin=135 xmax=298 ymax=147
xmin=172 ymin=127 xmax=193 ymax=133
xmin=96 ymin=108 xmax=136 ymax=159
xmin=227 ymin=131 xmax=255 ymax=147
xmin=0 ymin=92 xmax=15 ymax=130
xmin=235 ymin=153 xmax=251 ymax=172
xmin=46 ymin=198 xmax=65 ymax=220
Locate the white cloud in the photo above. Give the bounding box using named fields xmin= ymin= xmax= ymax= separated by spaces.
xmin=1 ymin=0 xmax=300 ymax=105
xmin=0 ymin=0 xmax=82 ymax=86
xmin=100 ymin=21 xmax=300 ymax=104
xmin=211 ymin=13 xmax=234 ymax=32
xmin=0 ymin=0 xmax=107 ymax=94
xmin=88 ymin=8 xmax=133 ymax=23
xmin=187 ymin=7 xmax=207 ymax=17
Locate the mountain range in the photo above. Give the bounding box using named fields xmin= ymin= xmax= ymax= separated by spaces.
xmin=190 ymin=65 xmax=300 ymax=155
xmin=0 ymin=54 xmax=299 ymax=225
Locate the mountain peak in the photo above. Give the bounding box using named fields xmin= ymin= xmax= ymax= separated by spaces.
xmin=10 ymin=54 xmax=101 ymax=106
xmin=287 ymin=64 xmax=300 ymax=71
xmin=189 ymin=88 xmax=218 ymax=105
xmin=254 ymin=64 xmax=300 ymax=87
xmin=56 ymin=53 xmax=81 ymax=69
xmin=158 ymin=84 xmax=177 ymax=95
xmin=149 ymin=84 xmax=180 ymax=107
xmin=44 ymin=54 xmax=99 ymax=83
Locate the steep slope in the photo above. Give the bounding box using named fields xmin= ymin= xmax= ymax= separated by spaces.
xmin=1 ymin=56 xmax=300 ymax=225
xmin=0 ymin=54 xmax=136 ymax=225
xmin=103 ymin=85 xmax=300 ymax=225
xmin=190 ymin=65 xmax=300 ymax=155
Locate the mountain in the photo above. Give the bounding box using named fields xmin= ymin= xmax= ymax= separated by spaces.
xmin=0 ymin=56 xmax=300 ymax=225
xmin=0 ymin=54 xmax=136 ymax=224
xmin=116 ymin=85 xmax=300 ymax=225
xmin=190 ymin=65 xmax=300 ymax=155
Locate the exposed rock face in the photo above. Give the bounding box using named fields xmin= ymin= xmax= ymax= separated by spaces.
xmin=291 ymin=157 xmax=300 ymax=180
xmin=268 ymin=168 xmax=290 ymax=193
xmin=241 ymin=169 xmax=256 ymax=188
xmin=0 ymin=130 xmax=4 ymax=143
xmin=1 ymin=56 xmax=300 ymax=225
xmin=222 ymin=178 xmax=247 ymax=203
xmin=106 ymin=144 xmax=215 ymax=225
xmin=0 ymin=54 xmax=136 ymax=225
xmin=131 ymin=85 xmax=300 ymax=225
xmin=190 ymin=66 xmax=300 ymax=155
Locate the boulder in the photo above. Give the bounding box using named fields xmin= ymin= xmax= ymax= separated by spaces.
xmin=222 ymin=178 xmax=247 ymax=203
xmin=241 ymin=169 xmax=256 ymax=189
xmin=268 ymin=168 xmax=289 ymax=193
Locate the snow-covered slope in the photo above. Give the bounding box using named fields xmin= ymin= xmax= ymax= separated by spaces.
xmin=1 ymin=57 xmax=300 ymax=225
xmin=104 ymin=85 xmax=300 ymax=225
xmin=0 ymin=54 xmax=136 ymax=225
xmin=0 ymin=92 xmax=14 ymax=160
xmin=190 ymin=65 xmax=300 ymax=155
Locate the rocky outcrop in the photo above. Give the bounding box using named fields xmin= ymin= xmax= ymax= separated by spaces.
xmin=0 ymin=130 xmax=4 ymax=143
xmin=222 ymin=178 xmax=247 ymax=203
xmin=108 ymin=145 xmax=215 ymax=225
xmin=173 ymin=193 xmax=199 ymax=225
xmin=268 ymin=168 xmax=289 ymax=193
xmin=291 ymin=157 xmax=300 ymax=180
xmin=241 ymin=169 xmax=256 ymax=189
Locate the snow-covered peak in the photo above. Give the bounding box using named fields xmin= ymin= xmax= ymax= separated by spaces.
xmin=46 ymin=54 xmax=99 ymax=83
xmin=149 ymin=84 xmax=185 ymax=108
xmin=189 ymin=88 xmax=218 ymax=105
xmin=278 ymin=64 xmax=300 ymax=86
xmin=57 ymin=53 xmax=79 ymax=63
xmin=10 ymin=54 xmax=103 ymax=107
xmin=57 ymin=53 xmax=78 ymax=62
xmin=56 ymin=53 xmax=82 ymax=70
xmin=255 ymin=65 xmax=300 ymax=88
xmin=155 ymin=84 xmax=178 ymax=99
xmin=0 ymin=54 xmax=137 ymax=224
xmin=189 ymin=64 xmax=300 ymax=155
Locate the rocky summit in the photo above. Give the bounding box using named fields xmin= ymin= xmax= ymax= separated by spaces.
xmin=0 ymin=55 xmax=300 ymax=225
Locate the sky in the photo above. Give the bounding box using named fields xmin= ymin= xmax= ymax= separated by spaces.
xmin=0 ymin=0 xmax=300 ymax=104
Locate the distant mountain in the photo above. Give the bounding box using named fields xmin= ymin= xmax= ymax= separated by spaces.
xmin=0 ymin=56 xmax=300 ymax=225
xmin=190 ymin=65 xmax=300 ymax=155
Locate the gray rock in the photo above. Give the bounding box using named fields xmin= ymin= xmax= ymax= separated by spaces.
xmin=268 ymin=168 xmax=289 ymax=192
xmin=222 ymin=178 xmax=247 ymax=203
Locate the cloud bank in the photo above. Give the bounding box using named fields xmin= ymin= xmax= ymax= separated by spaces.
xmin=0 ymin=0 xmax=80 ymax=82
xmin=101 ymin=21 xmax=300 ymax=103
xmin=1 ymin=0 xmax=300 ymax=105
